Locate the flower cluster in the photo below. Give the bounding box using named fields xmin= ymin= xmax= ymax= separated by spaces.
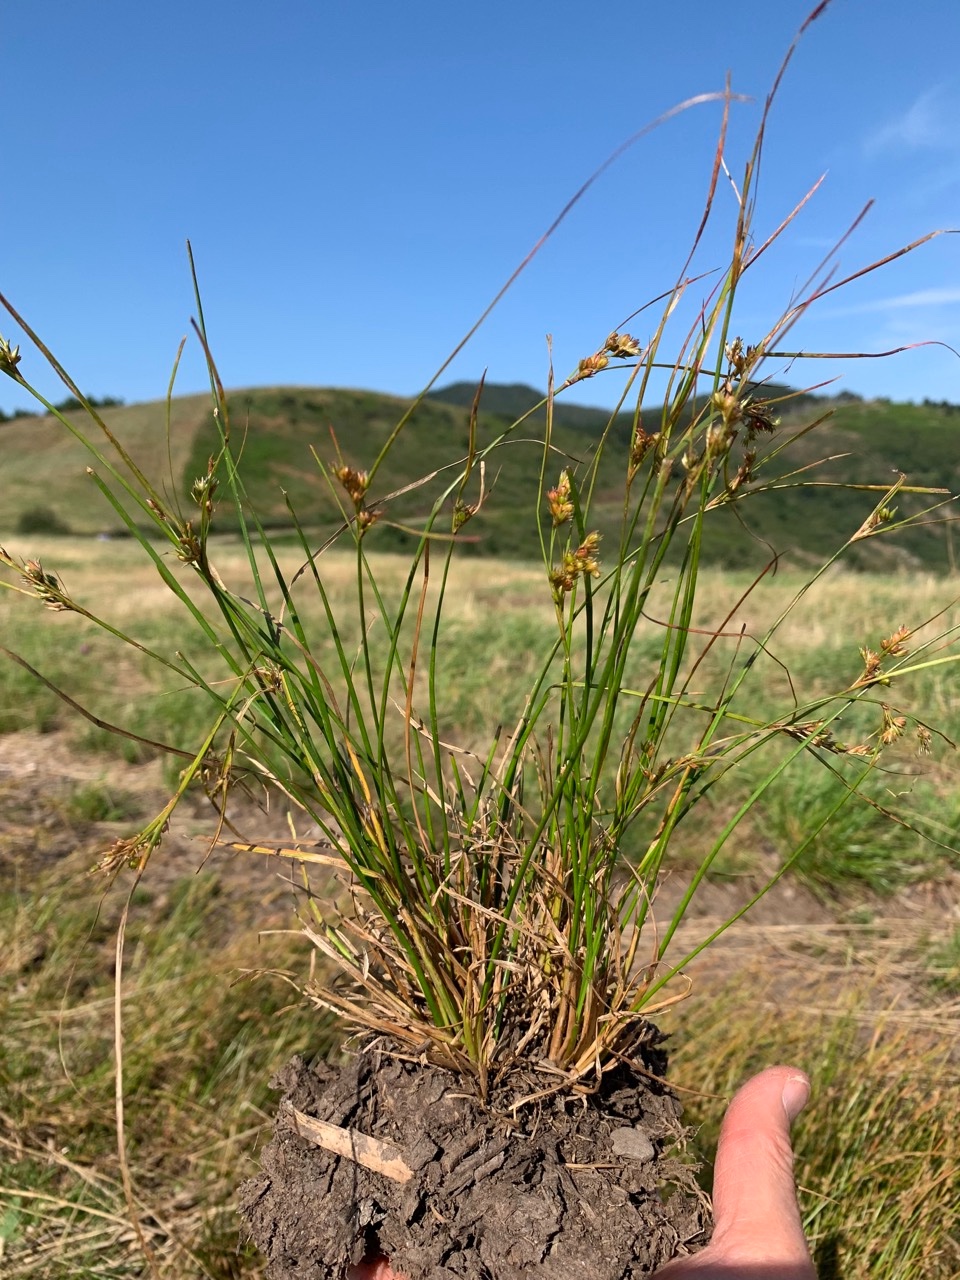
xmin=604 ymin=331 xmax=642 ymax=359
xmin=572 ymin=331 xmax=643 ymax=384
xmin=546 ymin=471 xmax=574 ymax=526
xmin=0 ymin=335 xmax=21 ymax=375
xmin=879 ymin=704 xmax=908 ymax=745
xmin=724 ymin=336 xmax=761 ymax=379
xmin=855 ymin=626 xmax=911 ymax=688
xmin=191 ymin=470 xmax=219 ymax=514
xmin=629 ymin=421 xmax=661 ymax=479
xmin=549 ymin=532 xmax=601 ymax=601
xmin=20 ymin=558 xmax=73 ymax=611
xmin=576 ymin=352 xmax=608 ymax=379
xmin=333 ymin=465 xmax=369 ymax=508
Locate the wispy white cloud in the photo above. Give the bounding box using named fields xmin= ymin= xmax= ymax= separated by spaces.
xmin=792 ymin=234 xmax=844 ymax=250
xmin=821 ymin=286 xmax=960 ymax=317
xmin=864 ymin=87 xmax=954 ymax=156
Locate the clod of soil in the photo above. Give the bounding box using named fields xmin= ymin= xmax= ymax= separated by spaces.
xmin=240 ymin=1042 xmax=710 ymax=1279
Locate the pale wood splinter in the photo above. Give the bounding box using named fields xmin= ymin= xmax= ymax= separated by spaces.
xmin=283 ymin=1103 xmax=414 ymax=1184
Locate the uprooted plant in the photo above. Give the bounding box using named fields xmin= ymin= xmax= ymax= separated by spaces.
xmin=2 ymin=4 xmax=959 ymax=1276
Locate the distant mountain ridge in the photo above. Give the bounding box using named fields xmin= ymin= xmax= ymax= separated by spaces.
xmin=426 ymin=381 xmax=622 ymax=431
xmin=2 ymin=381 xmax=958 ymax=573
xmin=425 ymin=379 xmax=828 ymax=429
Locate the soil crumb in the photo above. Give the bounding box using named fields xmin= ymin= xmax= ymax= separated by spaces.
xmin=241 ymin=1043 xmax=709 ymax=1279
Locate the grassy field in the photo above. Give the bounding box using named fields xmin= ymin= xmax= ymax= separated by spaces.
xmin=1 ymin=540 xmax=958 ymax=1277
xmin=3 ymin=535 xmax=959 ymax=887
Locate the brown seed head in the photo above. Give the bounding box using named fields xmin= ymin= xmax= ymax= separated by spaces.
xmin=880 ymin=705 xmax=907 ymax=745
xmin=191 ymin=473 xmax=219 ymax=510
xmin=743 ymin=397 xmax=779 ymax=437
xmin=858 ymin=646 xmax=883 ymax=683
xmin=711 ymin=388 xmax=742 ymax=427
xmin=725 ymin=337 xmax=746 ymax=376
xmin=728 ymin=448 xmax=756 ymax=494
xmin=629 ymin=423 xmax=659 ymax=476
xmin=573 ymin=531 xmax=602 ymax=578
xmin=604 ymin=331 xmax=641 ymax=359
xmin=0 ymin=335 xmax=21 ymax=375
xmin=705 ymin=418 xmax=736 ymax=458
xmin=576 ymin=352 xmax=609 ymax=379
xmin=546 ymin=471 xmax=574 ymax=526
xmin=548 ymin=532 xmax=601 ymax=600
xmin=333 ymin=465 xmax=369 ymax=508
xmin=21 ymin=559 xmax=73 ymax=611
xmin=880 ymin=624 xmax=911 ymax=657
xmin=724 ymin=337 xmax=762 ymax=378
xmin=175 ymin=521 xmax=202 ymax=565
xmin=549 ymin=564 xmax=577 ymax=602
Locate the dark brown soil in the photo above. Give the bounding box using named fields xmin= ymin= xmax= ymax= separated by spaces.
xmin=240 ymin=1043 xmax=710 ymax=1279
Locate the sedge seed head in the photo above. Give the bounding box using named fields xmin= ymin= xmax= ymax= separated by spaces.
xmin=546 ymin=471 xmax=574 ymax=526
xmin=549 ymin=563 xmax=577 ymax=601
xmin=861 ymin=504 xmax=898 ymax=536
xmin=452 ymin=499 xmax=474 ymax=532
xmin=880 ymin=624 xmax=911 ymax=657
xmin=705 ymin=417 xmax=735 ymax=458
xmin=174 ymin=521 xmax=202 ymax=565
xmin=604 ymin=331 xmax=641 ymax=360
xmin=574 ymin=531 xmax=601 ymax=578
xmin=728 ymin=448 xmax=756 ymax=493
xmin=629 ymin=423 xmax=659 ymax=476
xmin=21 ymin=559 xmax=73 ymax=611
xmin=859 ymin=646 xmax=883 ymax=680
xmin=724 ymin=337 xmax=761 ymax=379
xmin=743 ymin=397 xmax=779 ymax=437
xmin=191 ymin=474 xmax=218 ymax=506
xmin=725 ymin=337 xmax=746 ymax=375
xmin=333 ymin=464 xmax=369 ymax=508
xmin=711 ymin=388 xmax=742 ymax=426
xmin=880 ymin=706 xmax=907 ymax=745
xmin=548 ymin=534 xmax=601 ymax=600
xmin=576 ymin=352 xmax=608 ymax=379
xmin=0 ymin=335 xmax=21 ymax=375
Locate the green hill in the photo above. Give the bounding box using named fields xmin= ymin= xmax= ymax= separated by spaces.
xmin=2 ymin=381 xmax=958 ymax=572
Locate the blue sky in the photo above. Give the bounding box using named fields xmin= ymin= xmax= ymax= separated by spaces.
xmin=2 ymin=0 xmax=959 ymax=415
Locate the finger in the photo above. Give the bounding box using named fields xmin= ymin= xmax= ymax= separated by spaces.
xmin=346 ymin=1257 xmax=403 ymax=1280
xmin=656 ymin=1065 xmax=814 ymax=1279
xmin=709 ymin=1065 xmax=811 ymax=1267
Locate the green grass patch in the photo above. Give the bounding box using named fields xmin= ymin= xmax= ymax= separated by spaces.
xmin=0 ymin=873 xmax=337 ymax=1279
xmin=673 ymin=967 xmax=960 ymax=1280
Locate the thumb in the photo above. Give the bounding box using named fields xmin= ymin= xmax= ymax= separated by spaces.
xmin=347 ymin=1259 xmax=403 ymax=1280
xmin=656 ymin=1065 xmax=815 ymax=1279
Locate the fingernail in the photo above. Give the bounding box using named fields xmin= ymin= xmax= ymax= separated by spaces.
xmin=781 ymin=1073 xmax=811 ymax=1124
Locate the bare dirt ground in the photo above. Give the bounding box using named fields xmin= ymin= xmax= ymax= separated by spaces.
xmin=0 ymin=729 xmax=308 ymax=932
xmin=1 ymin=727 xmax=957 ymax=1048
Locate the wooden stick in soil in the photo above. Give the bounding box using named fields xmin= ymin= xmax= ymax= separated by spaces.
xmin=283 ymin=1103 xmax=414 ymax=1183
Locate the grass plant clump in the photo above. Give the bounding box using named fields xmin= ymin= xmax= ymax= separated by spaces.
xmin=1 ymin=4 xmax=959 ymax=1276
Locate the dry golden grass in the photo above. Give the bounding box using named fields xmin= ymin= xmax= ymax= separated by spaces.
xmin=7 ymin=534 xmax=958 ymax=656
xmin=671 ymin=943 xmax=960 ymax=1279
xmin=2 ymin=538 xmax=958 ymax=1275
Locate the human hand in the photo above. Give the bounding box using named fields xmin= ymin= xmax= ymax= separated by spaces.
xmin=348 ymin=1064 xmax=815 ymax=1280
xmin=654 ymin=1064 xmax=815 ymax=1279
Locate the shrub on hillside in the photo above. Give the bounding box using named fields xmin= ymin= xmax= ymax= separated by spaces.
xmin=16 ymin=505 xmax=72 ymax=536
